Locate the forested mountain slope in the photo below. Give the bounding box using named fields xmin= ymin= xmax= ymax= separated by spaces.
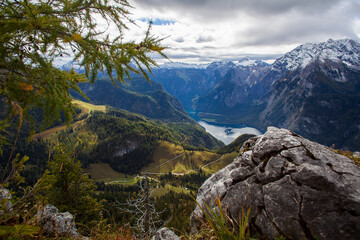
xmin=72 ymin=76 xmax=195 ymax=123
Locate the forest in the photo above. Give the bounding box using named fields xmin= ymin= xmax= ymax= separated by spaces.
xmin=0 ymin=93 xmax=234 ymax=239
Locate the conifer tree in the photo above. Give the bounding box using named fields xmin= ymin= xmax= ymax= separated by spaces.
xmin=41 ymin=143 xmax=99 ymax=224
xmin=0 ymin=0 xmax=166 ymax=127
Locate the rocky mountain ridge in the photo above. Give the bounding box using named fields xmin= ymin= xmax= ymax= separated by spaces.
xmin=156 ymin=56 xmax=268 ymax=70
xmin=273 ymin=38 xmax=360 ymax=72
xmin=254 ymin=39 xmax=360 ymax=150
xmin=196 ymin=39 xmax=360 ymax=110
xmin=150 ymin=58 xmax=269 ymax=109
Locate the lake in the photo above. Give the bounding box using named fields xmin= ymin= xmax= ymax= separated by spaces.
xmin=198 ymin=120 xmax=262 ymax=145
xmin=186 ymin=110 xmax=263 ymax=144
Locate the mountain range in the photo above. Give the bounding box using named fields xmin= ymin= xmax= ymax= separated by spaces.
xmin=62 ymin=38 xmax=360 ymax=151
xmin=194 ymin=39 xmax=360 ymax=150
xmin=153 ymin=39 xmax=360 ymax=151
xmin=149 ymin=57 xmax=269 ymax=110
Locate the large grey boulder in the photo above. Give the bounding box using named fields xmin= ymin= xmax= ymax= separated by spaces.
xmin=152 ymin=227 xmax=180 ymax=240
xmin=36 ymin=204 xmax=79 ymax=237
xmin=190 ymin=127 xmax=360 ymax=240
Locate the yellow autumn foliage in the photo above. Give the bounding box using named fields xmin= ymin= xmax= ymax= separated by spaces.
xmin=18 ymin=83 xmax=34 ymax=91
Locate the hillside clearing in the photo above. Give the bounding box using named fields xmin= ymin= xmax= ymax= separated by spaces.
xmin=141 ymin=141 xmax=230 ymax=175
xmin=33 ymin=100 xmax=106 ymax=140
xmin=72 ymin=100 xmax=106 ymax=113
xmin=86 ymin=163 xmax=125 ymax=182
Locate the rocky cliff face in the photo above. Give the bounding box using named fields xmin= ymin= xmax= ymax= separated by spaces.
xmin=191 ymin=127 xmax=360 ymax=240
xmin=255 ymin=39 xmax=360 ymax=150
xmin=194 ymin=58 xmax=270 ymax=113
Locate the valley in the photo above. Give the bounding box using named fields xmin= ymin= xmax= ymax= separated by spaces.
xmin=32 ymin=39 xmax=359 ymax=233
xmin=21 ymin=96 xmax=247 ymax=233
xmin=2 ymin=35 xmax=360 ymax=239
xmin=33 ymin=105 xmax=237 ymax=182
xmin=148 ymin=39 xmax=360 ymax=151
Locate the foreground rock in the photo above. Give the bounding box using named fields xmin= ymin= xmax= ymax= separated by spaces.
xmin=36 ymin=205 xmax=79 ymax=237
xmin=152 ymin=227 xmax=180 ymax=240
xmin=190 ymin=127 xmax=360 ymax=240
xmin=0 ymin=188 xmax=12 ymax=216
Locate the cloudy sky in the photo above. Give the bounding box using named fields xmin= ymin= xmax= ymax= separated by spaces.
xmin=118 ymin=0 xmax=360 ymax=64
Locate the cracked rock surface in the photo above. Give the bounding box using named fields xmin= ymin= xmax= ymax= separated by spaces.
xmin=36 ymin=205 xmax=79 ymax=237
xmin=190 ymin=127 xmax=360 ymax=240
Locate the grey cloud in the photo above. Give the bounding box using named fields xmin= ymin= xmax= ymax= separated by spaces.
xmin=133 ymin=0 xmax=354 ymax=20
xmin=163 ymin=52 xmax=203 ymax=59
xmin=134 ymin=0 xmax=360 ymax=42
xmin=234 ymin=0 xmax=341 ymax=15
xmin=133 ymin=0 xmax=360 ymax=62
xmin=174 ymin=37 xmax=184 ymax=43
xmin=171 ymin=46 xmax=199 ymax=51
xmin=235 ymin=10 xmax=360 ymax=48
xmin=203 ymin=46 xmax=216 ymax=49
xmin=196 ymin=35 xmax=214 ymax=43
xmin=164 ymin=49 xmax=283 ymax=63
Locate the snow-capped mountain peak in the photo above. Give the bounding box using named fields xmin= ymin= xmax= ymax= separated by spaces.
xmin=236 ymin=57 xmax=269 ymax=67
xmin=273 ymin=39 xmax=360 ymax=71
xmin=205 ymin=61 xmax=237 ymax=77
xmin=206 ymin=61 xmax=236 ymax=69
xmin=236 ymin=57 xmax=253 ymax=66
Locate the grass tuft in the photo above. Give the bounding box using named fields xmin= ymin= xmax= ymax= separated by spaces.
xmin=194 ymin=196 xmax=253 ymax=240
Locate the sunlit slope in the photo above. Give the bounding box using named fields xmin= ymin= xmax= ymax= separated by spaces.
xmin=33 ymin=100 xmax=106 ymax=140
xmin=141 ymin=141 xmax=235 ymax=175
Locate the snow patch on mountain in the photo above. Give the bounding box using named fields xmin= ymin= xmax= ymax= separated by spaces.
xmin=235 ymin=57 xmax=269 ymax=67
xmin=236 ymin=57 xmax=255 ymax=66
xmin=206 ymin=61 xmax=236 ymax=69
xmin=206 ymin=59 xmax=268 ymax=71
xmin=273 ymin=39 xmax=360 ymax=71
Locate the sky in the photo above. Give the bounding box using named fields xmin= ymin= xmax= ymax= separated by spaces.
xmin=117 ymin=0 xmax=360 ymax=64
xmin=55 ymin=0 xmax=360 ymax=66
